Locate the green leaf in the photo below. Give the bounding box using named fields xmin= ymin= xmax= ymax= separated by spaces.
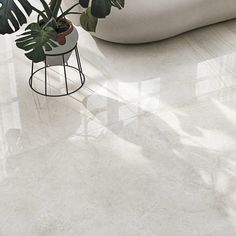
xmin=79 ymin=0 xmax=90 ymax=8
xmin=91 ymin=0 xmax=111 ymax=18
xmin=90 ymin=0 xmax=125 ymax=19
xmin=80 ymin=8 xmax=98 ymax=32
xmin=0 ymin=0 xmax=33 ymax=34
xmin=16 ymin=23 xmax=58 ymax=63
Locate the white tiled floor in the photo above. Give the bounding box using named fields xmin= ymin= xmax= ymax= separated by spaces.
xmin=1 ymin=19 xmax=236 ymax=235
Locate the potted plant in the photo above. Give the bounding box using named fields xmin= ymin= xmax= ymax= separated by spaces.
xmin=0 ymin=0 xmax=125 ymax=64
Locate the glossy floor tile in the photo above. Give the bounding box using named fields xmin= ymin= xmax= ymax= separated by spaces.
xmin=1 ymin=19 xmax=236 ymax=235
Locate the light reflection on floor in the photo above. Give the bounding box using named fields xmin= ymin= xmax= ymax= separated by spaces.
xmin=1 ymin=19 xmax=236 ymax=235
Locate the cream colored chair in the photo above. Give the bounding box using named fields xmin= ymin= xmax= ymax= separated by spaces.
xmin=63 ymin=0 xmax=236 ymax=44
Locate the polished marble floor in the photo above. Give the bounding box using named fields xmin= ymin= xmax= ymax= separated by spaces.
xmin=1 ymin=19 xmax=236 ymax=236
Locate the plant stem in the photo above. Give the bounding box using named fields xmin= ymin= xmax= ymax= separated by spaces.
xmin=30 ymin=5 xmax=48 ymax=22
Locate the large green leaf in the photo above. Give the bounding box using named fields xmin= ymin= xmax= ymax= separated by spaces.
xmin=80 ymin=7 xmax=98 ymax=32
xmin=0 ymin=0 xmax=32 ymax=34
xmin=16 ymin=23 xmax=58 ymax=63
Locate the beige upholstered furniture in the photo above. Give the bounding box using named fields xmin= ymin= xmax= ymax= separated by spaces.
xmin=63 ymin=0 xmax=236 ymax=44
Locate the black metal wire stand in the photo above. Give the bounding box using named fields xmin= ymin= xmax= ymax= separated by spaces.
xmin=29 ymin=44 xmax=85 ymax=97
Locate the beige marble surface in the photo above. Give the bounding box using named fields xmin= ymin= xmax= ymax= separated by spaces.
xmin=1 ymin=19 xmax=236 ymax=235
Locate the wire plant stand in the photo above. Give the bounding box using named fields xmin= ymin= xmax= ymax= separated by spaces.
xmin=29 ymin=44 xmax=85 ymax=97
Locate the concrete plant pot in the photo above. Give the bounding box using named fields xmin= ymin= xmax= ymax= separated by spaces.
xmin=46 ymin=20 xmax=79 ymax=66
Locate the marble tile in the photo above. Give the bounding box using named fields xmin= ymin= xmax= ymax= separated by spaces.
xmin=1 ymin=108 xmax=236 ymax=236
xmin=1 ymin=18 xmax=236 ymax=236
